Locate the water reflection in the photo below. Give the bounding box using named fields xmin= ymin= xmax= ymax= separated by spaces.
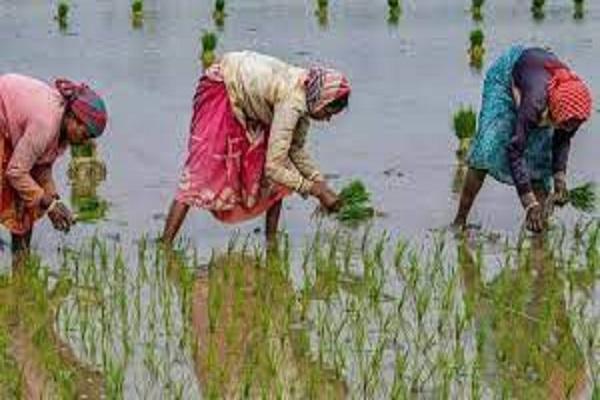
xmin=180 ymin=252 xmax=347 ymax=398
xmin=68 ymin=144 xmax=109 ymax=224
xmin=458 ymin=236 xmax=590 ymax=398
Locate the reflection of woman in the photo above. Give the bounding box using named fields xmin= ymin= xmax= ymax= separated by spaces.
xmin=454 ymin=46 xmax=592 ymax=233
xmin=162 ymin=51 xmax=351 ymax=247
xmin=0 ymin=74 xmax=107 ymax=266
xmin=458 ymin=237 xmax=589 ymax=398
xmin=186 ymin=255 xmax=347 ymax=398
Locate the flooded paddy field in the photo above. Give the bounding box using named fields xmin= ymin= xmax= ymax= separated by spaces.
xmin=0 ymin=0 xmax=599 ymax=398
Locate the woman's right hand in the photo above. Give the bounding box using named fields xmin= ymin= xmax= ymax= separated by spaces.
xmin=42 ymin=195 xmax=74 ymax=233
xmin=525 ymin=202 xmax=545 ymax=233
xmin=310 ymin=181 xmax=341 ymax=212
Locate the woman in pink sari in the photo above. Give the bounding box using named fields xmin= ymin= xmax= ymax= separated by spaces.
xmin=0 ymin=74 xmax=108 ymax=267
xmin=162 ymin=51 xmax=351 ymax=247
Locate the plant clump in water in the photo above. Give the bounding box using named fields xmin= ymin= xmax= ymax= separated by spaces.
xmin=468 ymin=29 xmax=485 ymax=70
xmin=453 ymin=106 xmax=477 ymax=158
xmin=387 ymin=0 xmax=402 ymax=25
xmin=573 ymin=0 xmax=585 ymax=19
xmin=568 ymin=182 xmax=597 ymax=213
xmin=213 ymin=0 xmax=226 ymax=28
xmin=68 ymin=143 xmax=109 ymax=223
xmin=531 ymin=0 xmax=546 ymax=20
xmin=55 ymin=1 xmax=69 ymax=31
xmin=316 ymin=0 xmax=329 ymax=28
xmin=201 ymin=31 xmax=218 ymax=69
xmin=131 ymin=0 xmax=143 ymax=28
xmin=336 ymin=180 xmax=375 ymax=224
xmin=471 ymin=0 xmax=484 ymax=21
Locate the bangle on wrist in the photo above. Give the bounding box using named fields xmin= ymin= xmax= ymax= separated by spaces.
xmin=47 ymin=199 xmax=59 ymax=213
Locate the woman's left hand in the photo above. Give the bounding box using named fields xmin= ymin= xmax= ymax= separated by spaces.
xmin=553 ymin=176 xmax=569 ymax=207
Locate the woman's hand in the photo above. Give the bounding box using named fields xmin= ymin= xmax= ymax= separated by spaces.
xmin=525 ymin=202 xmax=545 ymax=233
xmin=553 ymin=174 xmax=569 ymax=207
xmin=42 ymin=195 xmax=74 ymax=233
xmin=520 ymin=192 xmax=546 ymax=233
xmin=310 ymin=181 xmax=342 ymax=212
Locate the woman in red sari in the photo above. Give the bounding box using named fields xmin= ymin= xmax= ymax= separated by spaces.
xmin=162 ymin=51 xmax=351 ymax=246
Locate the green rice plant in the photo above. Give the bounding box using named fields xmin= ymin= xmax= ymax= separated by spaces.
xmin=316 ymin=0 xmax=329 ymax=28
xmin=56 ymin=1 xmax=69 ymax=30
xmin=387 ymin=0 xmax=401 ymax=25
xmin=453 ymin=106 xmax=477 ymax=141
xmin=531 ymin=0 xmax=545 ymax=20
xmin=201 ymin=31 xmax=218 ymax=69
xmin=131 ymin=0 xmax=143 ymax=28
xmin=213 ymin=0 xmax=226 ymax=28
xmin=336 ymin=180 xmax=375 ymax=224
xmin=574 ymin=0 xmax=585 ymax=19
xmin=568 ymin=182 xmax=597 ymax=213
xmin=468 ymin=29 xmax=485 ymax=70
xmin=453 ymin=106 xmax=477 ymax=160
xmin=471 ymin=0 xmax=485 ymax=21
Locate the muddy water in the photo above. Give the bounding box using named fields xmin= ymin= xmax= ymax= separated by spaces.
xmin=0 ymin=0 xmax=598 ymax=263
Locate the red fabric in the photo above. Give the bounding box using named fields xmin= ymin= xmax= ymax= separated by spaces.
xmin=0 ymin=136 xmax=43 ymax=234
xmin=546 ymin=66 xmax=592 ymax=125
xmin=175 ymin=76 xmax=290 ymax=224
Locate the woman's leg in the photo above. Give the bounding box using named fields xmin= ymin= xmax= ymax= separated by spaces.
xmin=265 ymin=200 xmax=282 ymax=253
xmin=11 ymin=229 xmax=32 ymax=271
xmin=453 ymin=168 xmax=487 ymax=227
xmin=161 ymin=200 xmax=190 ymax=245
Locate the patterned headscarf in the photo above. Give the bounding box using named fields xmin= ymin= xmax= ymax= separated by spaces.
xmin=545 ymin=65 xmax=592 ymax=126
xmin=55 ymin=79 xmax=108 ymax=138
xmin=305 ymin=67 xmax=351 ymax=115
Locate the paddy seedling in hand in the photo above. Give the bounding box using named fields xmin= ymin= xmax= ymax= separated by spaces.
xmin=388 ymin=0 xmax=402 ymax=25
xmin=574 ymin=0 xmax=585 ymax=19
xmin=567 ymin=182 xmax=597 ymax=213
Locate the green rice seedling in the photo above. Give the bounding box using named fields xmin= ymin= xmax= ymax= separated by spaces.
xmin=453 ymin=106 xmax=477 ymax=158
xmin=531 ymin=0 xmax=545 ymax=20
xmin=468 ymin=29 xmax=485 ymax=70
xmin=201 ymin=31 xmax=218 ymax=69
xmin=131 ymin=0 xmax=144 ymax=28
xmin=336 ymin=180 xmax=376 ymax=224
xmin=387 ymin=0 xmax=401 ymax=25
xmin=316 ymin=0 xmax=329 ymax=28
xmin=574 ymin=0 xmax=585 ymax=19
xmin=568 ymin=182 xmax=597 ymax=213
xmin=471 ymin=0 xmax=484 ymax=21
xmin=213 ymin=0 xmax=226 ymax=28
xmin=56 ymin=1 xmax=69 ymax=30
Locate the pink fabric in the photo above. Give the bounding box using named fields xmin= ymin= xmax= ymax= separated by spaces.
xmin=0 ymin=74 xmax=67 ymax=210
xmin=176 ymin=76 xmax=290 ymax=223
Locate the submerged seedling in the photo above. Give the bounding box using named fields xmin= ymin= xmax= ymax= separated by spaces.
xmin=56 ymin=1 xmax=69 ymax=30
xmin=468 ymin=29 xmax=485 ymax=70
xmin=201 ymin=31 xmax=218 ymax=69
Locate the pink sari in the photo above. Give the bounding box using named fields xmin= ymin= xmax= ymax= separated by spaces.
xmin=175 ymin=74 xmax=290 ymax=223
